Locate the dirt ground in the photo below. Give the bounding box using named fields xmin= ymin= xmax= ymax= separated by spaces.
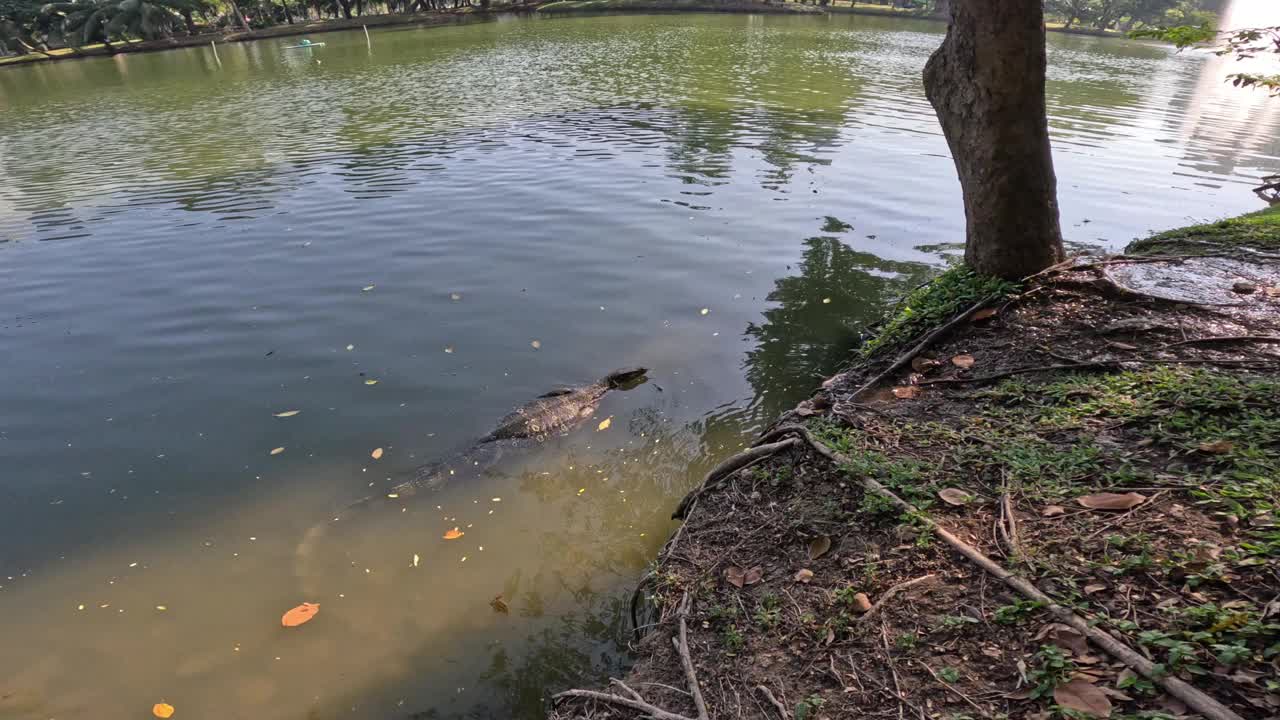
xmin=551 ymin=208 xmax=1280 ymax=720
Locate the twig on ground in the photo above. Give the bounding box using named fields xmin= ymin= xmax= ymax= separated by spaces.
xmin=880 ymin=622 xmax=907 ymax=720
xmin=916 ymin=660 xmax=990 ymax=718
xmin=555 ymin=591 xmax=709 ymax=720
xmin=999 ymin=492 xmax=1025 ymax=564
xmin=856 ymin=574 xmax=937 ymax=625
xmin=1162 ymin=335 xmax=1280 ymax=348
xmin=673 ymin=438 xmax=800 ymax=519
xmin=850 ymin=296 xmax=997 ymax=400
xmin=755 ymin=685 xmax=788 ymax=719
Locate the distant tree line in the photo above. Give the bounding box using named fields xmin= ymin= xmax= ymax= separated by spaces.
xmin=1043 ymin=0 xmax=1212 ymax=32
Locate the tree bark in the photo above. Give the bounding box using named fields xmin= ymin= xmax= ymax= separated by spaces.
xmin=923 ymin=0 xmax=1064 ymax=279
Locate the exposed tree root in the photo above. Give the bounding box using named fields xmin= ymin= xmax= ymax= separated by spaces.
xmin=673 ymin=437 xmax=801 ymax=519
xmin=1162 ymin=335 xmax=1280 ymax=348
xmin=555 ymin=593 xmax=709 ymax=720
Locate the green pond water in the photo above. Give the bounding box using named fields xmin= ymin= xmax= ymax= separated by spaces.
xmin=1 ymin=10 xmax=1278 ymax=720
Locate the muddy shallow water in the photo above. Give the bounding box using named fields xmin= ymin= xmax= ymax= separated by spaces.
xmin=1 ymin=8 xmax=1278 ymax=719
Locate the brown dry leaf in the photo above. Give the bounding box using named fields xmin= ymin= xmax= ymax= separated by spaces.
xmin=281 ymin=602 xmax=320 ymax=628
xmin=269 ymin=447 xmax=285 ymax=456
xmin=273 ymin=410 xmax=300 ymax=418
xmin=443 ymin=527 xmax=464 ymax=540
xmin=152 ymin=703 xmax=175 ymax=719
xmin=1077 ymin=492 xmax=1146 ymax=511
xmin=1042 ymin=505 xmax=1067 ymax=517
xmin=1035 ymin=623 xmax=1089 ymax=655
xmin=892 ymin=386 xmax=920 ymax=400
xmin=938 ymin=488 xmax=973 ymax=506
xmin=725 ymin=566 xmax=746 ymax=588
xmin=951 ymin=354 xmax=976 ymax=369
xmin=1054 ymin=679 xmax=1112 ymax=718
xmin=371 ymin=447 xmax=384 ymax=460
xmin=852 ymin=592 xmax=872 ymax=613
xmin=1197 ymin=439 xmax=1235 ymax=454
xmin=597 ymin=417 xmax=612 ymax=431
xmin=1083 ymin=583 xmax=1107 ymax=595
xmin=743 ymin=566 xmax=764 ymax=585
xmin=971 ymin=307 xmax=998 ymax=322
xmin=823 ymin=627 xmax=835 ymax=645
xmin=490 ymin=595 xmax=509 ymax=614
xmin=794 ymin=568 xmax=814 ymax=584
xmin=808 ymin=536 xmax=832 ymax=562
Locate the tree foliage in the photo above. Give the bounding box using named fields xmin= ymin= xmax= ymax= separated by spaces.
xmin=1133 ymin=23 xmax=1280 ymax=95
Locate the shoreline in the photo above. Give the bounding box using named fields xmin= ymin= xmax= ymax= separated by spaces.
xmin=553 ymin=205 xmax=1280 ymax=719
xmin=2 ymin=1 xmax=1123 ymax=69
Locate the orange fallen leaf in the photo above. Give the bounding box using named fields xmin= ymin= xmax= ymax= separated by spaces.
xmin=892 ymin=386 xmax=920 ymax=399
xmin=281 ymin=602 xmax=319 ymax=627
xmin=152 ymin=703 xmax=175 ymax=718
xmin=1077 ymin=492 xmax=1146 ymax=511
xmin=443 ymin=527 xmax=464 ymax=540
xmin=970 ymin=307 xmax=998 ymax=322
xmin=852 ymin=592 xmax=872 ymax=613
xmin=1197 ymin=439 xmax=1234 ymax=454
xmin=1042 ymin=505 xmax=1067 ymax=517
xmin=794 ymin=568 xmax=814 ymax=583
xmin=371 ymin=447 xmax=384 ymax=460
xmin=951 ymin=354 xmax=976 ymax=369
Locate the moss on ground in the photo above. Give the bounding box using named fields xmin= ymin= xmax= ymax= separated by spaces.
xmin=1127 ymin=204 xmax=1280 ymax=256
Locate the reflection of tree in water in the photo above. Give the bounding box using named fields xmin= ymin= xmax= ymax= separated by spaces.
xmin=743 ymin=235 xmax=934 ymax=418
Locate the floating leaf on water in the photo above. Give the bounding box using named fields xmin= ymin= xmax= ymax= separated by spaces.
xmin=1053 ymin=679 xmax=1112 ymax=718
xmin=412 ymin=553 xmax=419 ymax=568
xmin=490 ymin=595 xmax=509 ymax=613
xmin=822 ymin=298 xmax=831 ymax=304
xmin=371 ymin=448 xmax=384 ymax=460
xmin=444 ymin=346 xmax=454 ymax=354
xmin=938 ymin=488 xmax=973 ymax=506
xmin=1197 ymin=439 xmax=1234 ymax=454
xmin=530 ymin=340 xmax=541 ymax=350
xmin=892 ymin=386 xmax=920 ymax=399
xmin=597 ymin=417 xmax=612 ymax=431
xmin=281 ymin=602 xmax=319 ymax=627
xmin=362 ymin=285 xmax=375 ymax=292
xmin=794 ymin=568 xmax=814 ymax=583
xmin=443 ymin=528 xmax=464 ymax=540
xmin=346 ymin=344 xmax=355 ymax=351
xmin=807 ymin=536 xmax=832 ymax=562
xmin=364 ymin=379 xmax=378 ymax=385
xmin=152 ymin=703 xmax=175 ymax=719
xmin=951 ymin=354 xmax=976 ymax=369
xmin=970 ymin=307 xmax=998 ymax=322
xmin=273 ymin=410 xmax=300 ymax=418
xmin=1077 ymin=492 xmax=1146 ymax=511
xmin=269 ymin=447 xmax=285 ymax=456
xmin=450 ymin=292 xmax=462 ymax=301
xmin=699 ymin=308 xmax=709 ymax=315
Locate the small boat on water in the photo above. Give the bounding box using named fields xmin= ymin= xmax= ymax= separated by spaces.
xmin=284 ymin=39 xmax=325 ymax=49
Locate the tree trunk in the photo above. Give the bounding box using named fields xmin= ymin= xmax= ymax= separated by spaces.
xmin=922 ymin=0 xmax=1064 ymax=279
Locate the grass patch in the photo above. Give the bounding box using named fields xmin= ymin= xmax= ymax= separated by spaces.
xmin=859 ymin=267 xmax=1018 ymax=359
xmin=1127 ymin=204 xmax=1280 ymax=255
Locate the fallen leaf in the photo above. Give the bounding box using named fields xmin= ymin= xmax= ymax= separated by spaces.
xmin=1077 ymin=492 xmax=1146 ymax=511
xmin=892 ymin=386 xmax=920 ymax=399
xmin=700 ymin=308 xmax=710 ymax=315
xmin=152 ymin=703 xmax=175 ymax=719
xmin=490 ymin=595 xmax=509 ymax=613
xmin=808 ymin=536 xmax=832 ymax=562
xmin=824 ymin=627 xmax=835 ymax=645
xmin=822 ymin=298 xmax=831 ymax=304
xmin=443 ymin=528 xmax=464 ymax=540
xmin=1083 ymin=583 xmax=1107 ymax=595
xmin=852 ymin=592 xmax=872 ymax=613
xmin=951 ymin=354 xmax=976 ymax=369
xmin=346 ymin=344 xmax=355 ymax=351
xmin=362 ymin=285 xmax=375 ymax=292
xmin=1035 ymin=623 xmax=1089 ymax=655
xmin=364 ymin=379 xmax=378 ymax=385
xmin=1197 ymin=439 xmax=1234 ymax=454
xmin=281 ymin=602 xmax=319 ymax=627
xmin=412 ymin=553 xmax=419 ymax=567
xmin=450 ymin=292 xmax=462 ymax=301
xmin=794 ymin=568 xmax=814 ymax=583
xmin=743 ymin=566 xmax=763 ymax=585
xmin=1042 ymin=505 xmax=1067 ymax=517
xmin=371 ymin=448 xmax=384 ymax=460
xmin=273 ymin=410 xmax=300 ymax=418
xmin=1053 ymin=679 xmax=1112 ymax=718
xmin=970 ymin=307 xmax=998 ymax=322
xmin=444 ymin=345 xmax=454 ymax=354
xmin=270 ymin=447 xmax=285 ymax=456
xmin=725 ymin=565 xmax=746 ymax=588
xmin=597 ymin=417 xmax=612 ymax=431
xmin=530 ymin=340 xmax=541 ymax=349
xmin=938 ymin=488 xmax=973 ymax=506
